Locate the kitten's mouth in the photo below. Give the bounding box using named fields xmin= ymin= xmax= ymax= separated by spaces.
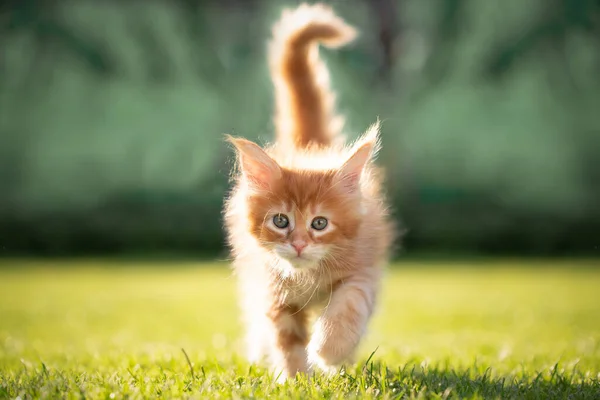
xmin=273 ymin=247 xmax=320 ymax=268
xmin=286 ymin=255 xmax=321 ymax=269
xmin=286 ymin=255 xmax=306 ymax=262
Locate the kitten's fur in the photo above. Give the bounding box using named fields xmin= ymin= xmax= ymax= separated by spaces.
xmin=224 ymin=3 xmax=394 ymax=381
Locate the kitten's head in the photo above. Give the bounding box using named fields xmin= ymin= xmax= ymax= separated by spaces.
xmin=228 ymin=128 xmax=379 ymax=270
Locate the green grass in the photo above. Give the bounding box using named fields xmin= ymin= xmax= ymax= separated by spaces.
xmin=0 ymin=259 xmax=599 ymax=399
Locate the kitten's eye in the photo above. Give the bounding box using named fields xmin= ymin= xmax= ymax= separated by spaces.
xmin=311 ymin=217 xmax=328 ymax=231
xmin=272 ymin=214 xmax=289 ymax=229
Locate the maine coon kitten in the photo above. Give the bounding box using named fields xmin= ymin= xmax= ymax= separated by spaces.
xmin=224 ymin=3 xmax=394 ymax=381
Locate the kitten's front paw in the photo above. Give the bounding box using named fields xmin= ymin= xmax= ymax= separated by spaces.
xmin=271 ymin=343 xmax=311 ymax=384
xmin=307 ymin=343 xmax=345 ymax=376
xmin=307 ymin=354 xmax=339 ymax=377
xmin=273 ymin=367 xmax=314 ymax=384
xmin=307 ymin=322 xmax=355 ymax=376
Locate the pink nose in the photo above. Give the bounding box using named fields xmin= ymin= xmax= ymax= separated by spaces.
xmin=291 ymin=241 xmax=308 ymax=255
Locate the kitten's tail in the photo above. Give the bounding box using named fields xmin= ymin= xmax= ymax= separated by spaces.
xmin=269 ymin=3 xmax=357 ymax=149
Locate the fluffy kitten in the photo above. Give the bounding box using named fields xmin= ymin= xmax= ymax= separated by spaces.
xmin=224 ymin=3 xmax=394 ymax=381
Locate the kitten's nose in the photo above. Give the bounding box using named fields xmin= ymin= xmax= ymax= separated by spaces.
xmin=291 ymin=241 xmax=308 ymax=256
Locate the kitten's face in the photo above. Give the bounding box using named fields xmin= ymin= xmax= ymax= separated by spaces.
xmin=246 ymin=172 xmax=362 ymax=269
xmin=227 ymin=133 xmax=376 ymax=270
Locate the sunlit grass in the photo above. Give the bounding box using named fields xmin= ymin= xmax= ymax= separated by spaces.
xmin=0 ymin=259 xmax=599 ymax=399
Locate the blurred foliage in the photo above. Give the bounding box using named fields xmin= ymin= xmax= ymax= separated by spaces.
xmin=0 ymin=0 xmax=599 ymax=257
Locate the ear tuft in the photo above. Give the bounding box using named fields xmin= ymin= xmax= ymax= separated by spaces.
xmin=336 ymin=120 xmax=381 ymax=192
xmin=226 ymin=135 xmax=282 ymax=190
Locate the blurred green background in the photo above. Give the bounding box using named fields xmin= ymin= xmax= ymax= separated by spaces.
xmin=1 ymin=2 xmax=599 ymax=397
xmin=1 ymin=0 xmax=599 ymax=258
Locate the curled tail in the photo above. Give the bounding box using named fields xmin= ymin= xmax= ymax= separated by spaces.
xmin=269 ymin=3 xmax=357 ymax=150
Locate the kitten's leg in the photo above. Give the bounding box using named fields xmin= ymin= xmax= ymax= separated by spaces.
xmin=307 ymin=279 xmax=376 ymax=373
xmin=266 ymin=305 xmax=310 ymax=382
xmin=245 ymin=318 xmax=270 ymax=363
xmin=237 ymin=265 xmax=273 ymax=364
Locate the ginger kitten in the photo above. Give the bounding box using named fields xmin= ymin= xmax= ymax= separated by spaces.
xmin=224 ymin=3 xmax=394 ymax=381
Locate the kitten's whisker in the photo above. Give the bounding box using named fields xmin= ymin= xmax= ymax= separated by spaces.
xmin=290 ymin=265 xmax=323 ymax=316
xmin=322 ymin=258 xmax=334 ymax=313
xmin=294 ymin=272 xmax=318 ymax=298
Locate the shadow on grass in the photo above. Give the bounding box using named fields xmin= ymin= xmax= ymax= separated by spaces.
xmin=2 ymin=358 xmax=598 ymax=399
xmin=351 ymin=360 xmax=600 ymax=399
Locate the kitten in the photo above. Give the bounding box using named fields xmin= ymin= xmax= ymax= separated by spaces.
xmin=224 ymin=3 xmax=394 ymax=381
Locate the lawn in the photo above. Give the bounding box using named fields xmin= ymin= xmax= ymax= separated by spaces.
xmin=0 ymin=259 xmax=599 ymax=399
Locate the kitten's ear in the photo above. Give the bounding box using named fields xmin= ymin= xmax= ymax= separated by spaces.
xmin=226 ymin=135 xmax=282 ymax=190
xmin=336 ymin=121 xmax=380 ymax=193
